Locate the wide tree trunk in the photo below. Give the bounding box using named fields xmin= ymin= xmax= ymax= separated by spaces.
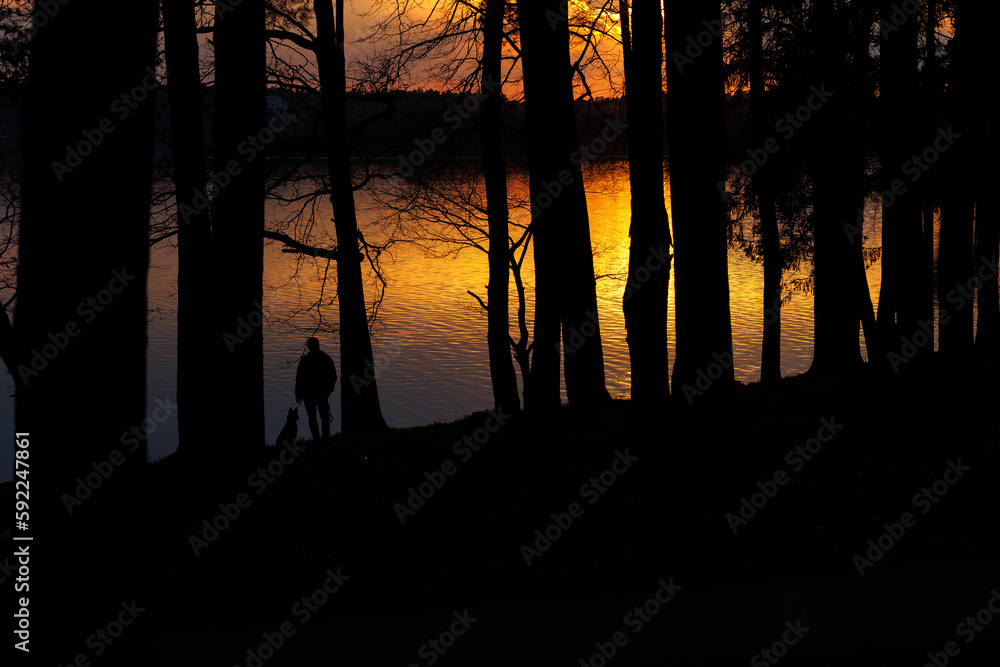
xmin=808 ymin=0 xmax=864 ymax=374
xmin=622 ymin=0 xmax=671 ymax=411
xmin=516 ymin=0 xmax=611 ymax=411
xmin=212 ymin=0 xmax=265 ymax=451
xmin=314 ymin=0 xmax=388 ymax=432
xmin=204 ymin=0 xmax=270 ymax=599
xmin=665 ymin=0 xmax=735 ymax=409
xmin=14 ymin=0 xmax=158 ymax=661
xmin=482 ymin=0 xmax=520 ymax=414
xmin=163 ymin=0 xmax=213 ymax=452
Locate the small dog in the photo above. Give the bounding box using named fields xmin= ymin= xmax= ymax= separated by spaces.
xmin=275 ymin=407 xmax=298 ymax=447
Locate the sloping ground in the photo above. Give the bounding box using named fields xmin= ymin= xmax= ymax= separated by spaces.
xmin=150 ymin=360 xmax=1000 ymax=665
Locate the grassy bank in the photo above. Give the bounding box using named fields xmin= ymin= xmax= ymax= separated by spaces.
xmin=149 ymin=360 xmax=999 ymax=664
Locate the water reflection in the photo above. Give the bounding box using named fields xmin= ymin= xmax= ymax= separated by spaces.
xmin=1 ymin=161 xmax=894 ymax=464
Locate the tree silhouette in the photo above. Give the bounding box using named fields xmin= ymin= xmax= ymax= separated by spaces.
xmin=162 ymin=0 xmax=213 ymax=453
xmin=516 ymin=0 xmax=611 ymax=412
xmin=313 ymin=0 xmax=390 ymax=432
xmin=482 ymin=0 xmax=521 ymax=415
xmin=15 ymin=0 xmax=159 ymax=661
xmin=621 ymin=0 xmax=671 ymax=411
xmin=665 ymin=0 xmax=735 ymax=410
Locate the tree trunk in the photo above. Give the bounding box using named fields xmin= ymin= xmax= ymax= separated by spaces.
xmin=205 ymin=0 xmax=270 ymax=598
xmin=808 ymin=0 xmax=864 ymax=374
xmin=162 ymin=0 xmax=213 ymax=453
xmin=878 ymin=0 xmax=927 ymax=372
xmin=749 ymin=0 xmax=782 ymax=384
xmin=622 ymin=0 xmax=671 ymax=411
xmin=14 ymin=1 xmax=158 ymax=661
xmin=482 ymin=0 xmax=520 ymax=414
xmin=665 ymin=0 xmax=735 ymax=410
xmin=937 ymin=0 xmax=976 ymax=367
xmin=514 ymin=0 xmax=560 ymax=414
xmin=974 ymin=6 xmax=999 ymax=354
xmin=212 ymin=0 xmax=265 ymax=451
xmin=314 ymin=0 xmax=388 ymax=432
xmin=919 ymin=0 xmax=938 ymax=353
xmin=516 ymin=0 xmax=611 ymax=411
xmin=932 ymin=0 xmax=977 ymax=502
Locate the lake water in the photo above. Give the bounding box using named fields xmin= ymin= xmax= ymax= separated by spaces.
xmin=1 ymin=161 xmax=894 ymax=474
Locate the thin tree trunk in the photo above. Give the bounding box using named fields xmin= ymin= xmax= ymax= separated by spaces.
xmin=749 ymin=0 xmax=782 ymax=383
xmin=881 ymin=0 xmax=929 ymax=371
xmin=974 ymin=6 xmax=999 ymax=354
xmin=314 ymin=0 xmax=388 ymax=432
xmin=622 ymin=0 xmax=671 ymax=410
xmin=516 ymin=0 xmax=560 ymax=414
xmin=15 ymin=1 xmax=158 ymax=661
xmin=933 ymin=0 xmax=977 ymax=502
xmin=876 ymin=0 xmax=899 ymax=349
xmin=920 ymin=0 xmax=938 ymax=350
xmin=482 ymin=0 xmax=519 ymax=414
xmin=212 ymin=0 xmax=265 ymax=451
xmin=937 ymin=0 xmax=976 ymax=367
xmin=162 ymin=0 xmax=213 ymax=452
xmin=849 ymin=0 xmax=881 ymax=370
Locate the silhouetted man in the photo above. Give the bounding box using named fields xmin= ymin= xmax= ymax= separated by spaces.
xmin=295 ymin=337 xmax=337 ymax=441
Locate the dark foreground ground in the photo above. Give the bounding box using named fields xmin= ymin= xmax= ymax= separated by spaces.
xmin=149 ymin=361 xmax=1000 ymax=666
